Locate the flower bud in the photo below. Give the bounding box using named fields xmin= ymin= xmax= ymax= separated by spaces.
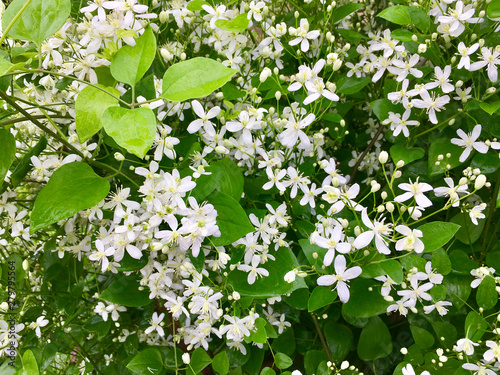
xmin=354 ymin=226 xmax=361 ymax=236
xmin=159 ymin=11 xmax=169 ymax=23
xmin=275 ymin=91 xmax=282 ymax=101
xmin=22 ymin=259 xmax=29 ymax=271
xmin=378 ymin=151 xmax=389 ymax=164
xmin=215 ymin=146 xmax=227 ymax=154
xmin=371 ymin=183 xmax=381 ymax=193
xmin=260 ymin=67 xmax=272 ymax=82
xmin=394 ymin=170 xmax=402 ymax=178
xmin=284 ymin=270 xmax=296 ymax=283
xmin=411 ymin=35 xmax=418 ymax=42
xmin=396 ymin=160 xmax=405 ymax=168
xmin=386 ymin=202 xmax=395 ymax=212
xmin=475 ymin=174 xmax=486 ymax=190
xmin=418 ymin=44 xmax=427 ymax=53
xmin=232 ymin=291 xmax=240 ymax=301
xmin=114 ymin=152 xmax=125 ymax=161
xmin=182 ymin=353 xmax=190 ymax=365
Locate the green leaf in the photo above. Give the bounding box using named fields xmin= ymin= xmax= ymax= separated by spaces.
xmin=2 ymin=0 xmax=71 ymax=46
xmin=336 ymin=76 xmax=371 ymax=95
xmin=228 ymin=247 xmax=307 ymax=298
xmin=8 ymin=135 xmax=46 ymax=190
xmin=337 ymin=28 xmax=365 ymax=43
xmin=370 ymin=99 xmax=401 ymax=121
xmin=221 ymin=82 xmax=245 ymax=101
xmin=377 ymin=5 xmax=411 ymax=25
xmin=212 ymin=352 xmax=229 ymax=375
xmin=332 ymin=3 xmax=364 ymax=23
xmin=115 ymin=252 xmax=149 ymax=272
xmin=192 ymin=158 xmax=243 ymax=202
xmin=431 ymin=321 xmax=457 ymax=347
xmin=357 ymin=317 xmax=392 ymax=361
xmin=432 ymin=248 xmax=451 ymax=275
xmin=418 ymin=222 xmax=461 ymax=253
xmin=400 ymin=254 xmax=427 ymax=272
xmin=449 ymin=249 xmax=477 ymax=275
xmin=162 ymin=57 xmax=237 ymax=102
xmin=342 ymin=278 xmax=390 ymax=318
xmin=30 ymin=162 xmax=110 ymax=233
xmin=0 ymin=58 xmax=14 ymax=76
xmin=428 ymin=138 xmax=464 ymax=176
xmin=187 ymin=348 xmax=212 ymax=375
xmin=487 ymin=0 xmax=500 ymax=18
xmin=0 ymin=129 xmax=16 ymax=187
xmin=207 ymin=191 xmax=254 ymax=246
xmin=215 ymin=13 xmax=249 ymax=32
xmin=324 ymin=322 xmax=353 ymax=363
xmin=19 ymin=350 xmax=39 ymax=375
xmin=450 ymin=213 xmax=485 ymax=245
xmin=407 ymin=7 xmax=431 ymax=32
xmin=308 ymin=286 xmax=337 ymax=312
xmin=274 ymin=353 xmax=292 ymax=370
xmin=480 ymin=101 xmax=500 ymax=115
xmin=187 ymin=0 xmax=210 ymax=11
xmin=486 ymin=252 xmax=500 ymax=274
xmin=261 ymin=367 xmax=276 ymax=375
xmin=102 ymin=106 xmax=156 ymax=159
xmin=390 ymin=145 xmax=425 ymax=166
xmin=304 ymin=351 xmax=328 ymax=375
xmin=126 ymin=348 xmax=164 ymax=375
xmin=381 ymin=259 xmax=404 ymax=284
xmin=410 ymin=325 xmax=434 ymax=349
xmin=470 ymin=152 xmax=500 ymax=174
xmin=443 ymin=273 xmax=472 ymax=309
xmin=299 ymin=239 xmax=327 ymax=268
xmin=391 ymin=29 xmax=414 ymax=42
xmin=100 ymin=274 xmax=150 ymax=307
xmin=110 ymin=26 xmax=156 ymax=87
xmin=477 ymin=276 xmax=497 ymax=310
xmin=75 ymin=85 xmax=120 ymax=142
xmin=465 ymin=311 xmax=488 ymax=341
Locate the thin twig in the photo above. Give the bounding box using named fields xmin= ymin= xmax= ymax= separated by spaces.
xmin=311 ymin=314 xmax=333 ymax=363
xmin=349 ymin=124 xmax=385 ymax=183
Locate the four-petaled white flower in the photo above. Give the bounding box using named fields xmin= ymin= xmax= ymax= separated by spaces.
xmin=451 ymin=124 xmax=488 ymax=162
xmin=317 ymin=255 xmax=362 ymax=303
xmin=289 ymin=19 xmax=320 ymax=52
xmin=188 ymin=100 xmax=221 ymax=136
xmin=395 ymin=225 xmax=425 ymax=253
xmin=394 ymin=178 xmax=434 ymax=208
xmin=145 ymin=312 xmax=165 ymax=337
xmin=237 ymin=255 xmax=269 ymax=284
xmin=353 ymin=209 xmax=393 ymax=254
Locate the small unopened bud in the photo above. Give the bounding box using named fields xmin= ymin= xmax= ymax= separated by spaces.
xmin=341 ymin=361 xmax=349 ymax=370
xmin=232 ymin=291 xmax=240 ymax=301
xmin=396 ymin=160 xmax=405 ymax=168
xmin=475 ymin=174 xmax=486 ymax=190
xmin=371 ymin=183 xmax=381 ymax=193
xmin=260 ymin=67 xmax=272 ymax=82
xmin=378 ymin=151 xmax=388 ymax=164
xmin=386 ymin=202 xmax=395 ymax=213
xmin=354 ymin=226 xmax=361 ymax=236
xmin=159 ymin=11 xmax=169 ymax=23
xmin=182 ymin=353 xmax=190 ymax=365
xmin=487 ymin=87 xmax=497 ymax=94
xmin=411 ymin=35 xmax=418 ymax=42
xmin=114 ymin=152 xmax=125 ymax=161
xmin=22 ymin=259 xmax=29 ymax=271
xmin=448 ymin=118 xmax=455 ymax=126
xmin=381 ymin=191 xmax=388 ymax=200
xmin=275 ymin=91 xmax=282 ymax=101
xmin=394 ymin=170 xmax=402 ymax=178
xmin=418 ymin=44 xmax=427 ymax=53
xmin=215 ymin=145 xmax=227 ymax=154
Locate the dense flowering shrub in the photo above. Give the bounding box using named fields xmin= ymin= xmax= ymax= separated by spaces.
xmin=0 ymin=0 xmax=500 ymax=374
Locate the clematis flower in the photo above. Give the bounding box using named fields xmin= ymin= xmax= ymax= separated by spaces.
xmin=316 ymin=255 xmax=362 ymax=303
xmin=394 ymin=178 xmax=433 ymax=208
xmin=450 ymin=124 xmax=488 ymax=162
xmin=353 ymin=209 xmax=393 ymax=254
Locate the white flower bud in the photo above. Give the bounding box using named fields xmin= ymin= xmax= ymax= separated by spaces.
xmin=341 ymin=361 xmax=349 ymax=370
xmin=215 ymin=146 xmax=227 ymax=154
xmin=378 ymin=151 xmax=389 ymax=164
xmin=396 ymin=160 xmax=405 ymax=168
xmin=182 ymin=353 xmax=190 ymax=365
xmin=475 ymin=174 xmax=486 ymax=190
xmin=114 ymin=152 xmax=125 ymax=161
xmin=275 ymin=91 xmax=282 ymax=101
xmin=411 ymin=35 xmax=418 ymax=42
xmin=232 ymin=291 xmax=240 ymax=301
xmin=381 ymin=191 xmax=388 ymax=200
xmin=418 ymin=44 xmax=427 ymax=53
xmin=386 ymin=202 xmax=395 ymax=213
xmin=354 ymin=226 xmax=361 ymax=236
xmin=284 ymin=270 xmax=296 ymax=283
xmin=456 ymin=80 xmax=463 ymax=88
xmin=371 ymin=183 xmax=381 ymax=193
xmin=159 ymin=11 xmax=169 ymax=23
xmin=394 ymin=170 xmax=402 ymax=178
xmin=260 ymin=67 xmax=272 ymax=82
xmin=487 ymin=87 xmax=497 ymax=94
xmin=22 ymin=259 xmax=29 ymax=271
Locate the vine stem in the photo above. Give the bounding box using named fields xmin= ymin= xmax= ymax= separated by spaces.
xmin=0 ymin=0 xmax=33 ymax=46
xmin=480 ymin=168 xmax=500 ymax=256
xmin=311 ymin=313 xmax=333 ymax=363
xmin=349 ymin=124 xmax=385 ymax=183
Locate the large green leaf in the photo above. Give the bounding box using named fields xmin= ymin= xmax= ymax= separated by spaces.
xmin=390 ymin=145 xmax=425 ymax=166
xmin=0 ymin=58 xmax=14 ymax=77
xmin=487 ymin=0 xmax=500 ymax=18
xmin=410 ymin=325 xmax=434 ymax=349
xmin=342 ymin=278 xmax=390 ymax=318
xmin=443 ymin=273 xmax=472 ymax=309
xmin=357 ymin=317 xmax=392 ymax=361
xmin=308 ymin=286 xmax=337 ymax=312
xmin=18 ymin=349 xmax=39 ymax=375
xmin=126 ymin=348 xmax=164 ymax=375
xmin=2 ymin=0 xmax=71 ymax=46
xmin=377 ymin=5 xmax=411 ymax=25
xmin=418 ymin=222 xmax=461 ymax=253
xmin=332 ymin=3 xmax=364 ymax=23
xmin=110 ymin=26 xmax=156 ymax=87
xmin=215 ymin=13 xmax=249 ymax=32
xmin=75 ymin=85 xmax=120 ymax=142
xmin=465 ymin=311 xmax=488 ymax=341
xmin=0 ymin=129 xmax=16 ymax=187
xmin=477 ymin=276 xmax=497 ymax=310
xmin=227 ymin=247 xmax=307 ymax=298
xmin=191 ymin=158 xmax=244 ymax=202
xmin=324 ymin=322 xmax=353 ymax=363
xmin=100 ymin=274 xmax=150 ymax=307
xmin=161 ymin=57 xmax=237 ymax=102
xmin=336 ymin=76 xmax=371 ymax=95
xmin=186 ymin=348 xmax=212 ymax=375
xmin=207 ymin=191 xmax=254 ymax=246
xmin=102 ymin=106 xmax=156 ymax=159
xmin=212 ymin=351 xmax=229 ymax=375
xmin=450 ymin=213 xmax=485 ymax=244
xmin=30 ymin=162 xmax=110 ymax=233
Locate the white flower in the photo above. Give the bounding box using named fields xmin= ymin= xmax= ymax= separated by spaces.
xmin=387 ymin=54 xmax=423 ymax=82
xmin=219 ymin=315 xmax=251 ymax=341
xmin=470 ymin=266 xmax=495 ymax=288
xmin=288 ymin=19 xmax=320 ymax=52
xmin=395 ymin=225 xmax=425 ymax=253
xmin=316 ymin=255 xmax=362 ymax=303
xmin=423 ymin=300 xmax=452 ymax=316
xmin=411 ymin=90 xmax=450 ymax=124
xmin=402 ymin=363 xmax=430 ymax=375
xmin=438 ymin=1 xmax=481 ymax=37
xmin=188 ymin=100 xmax=220 ymax=136
xmin=456 ymin=338 xmax=479 ymax=356
xmin=434 ymin=177 xmax=469 ymax=207
xmin=450 ymin=124 xmax=488 ymax=162
xmin=456 ymin=42 xmax=479 ymax=70
xmin=483 ymin=341 xmax=500 ymax=363
xmin=237 ymin=255 xmax=269 ymax=284
xmin=386 ymin=110 xmax=419 ymax=137
xmin=462 ymin=362 xmax=496 ymax=375
xmin=469 ymin=203 xmax=487 ymax=225
xmin=145 ymin=312 xmax=165 ymax=336
xmin=470 ymin=46 xmax=500 ymax=82
xmin=394 ymin=178 xmax=434 ymax=208
xmin=353 ymin=209 xmax=393 ymax=255
xmin=426 ymin=65 xmax=454 ymax=93
xmin=415 ymin=262 xmax=443 ymax=284
xmin=29 ymin=315 xmax=49 ymax=338
xmin=279 ymin=113 xmax=315 ymax=149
